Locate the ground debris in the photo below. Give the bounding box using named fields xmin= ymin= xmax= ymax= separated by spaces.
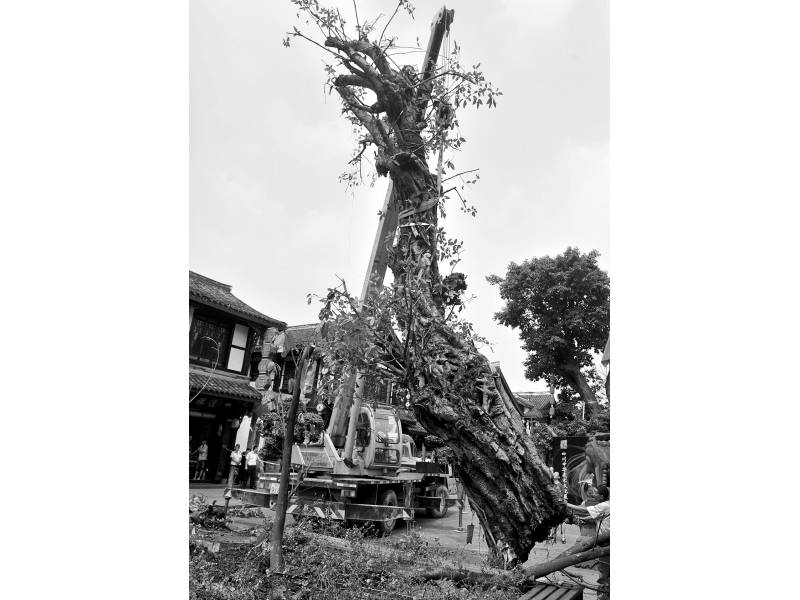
xmin=226 ymin=505 xmax=265 ymax=519
xmin=190 ymin=503 xmax=229 ymax=530
xmin=190 ymin=520 xmax=527 ymax=600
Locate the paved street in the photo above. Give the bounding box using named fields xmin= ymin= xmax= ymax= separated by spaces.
xmin=190 ymin=484 xmax=601 ymax=598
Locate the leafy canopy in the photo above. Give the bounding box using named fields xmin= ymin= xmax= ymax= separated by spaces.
xmin=487 ymin=247 xmax=609 ymax=385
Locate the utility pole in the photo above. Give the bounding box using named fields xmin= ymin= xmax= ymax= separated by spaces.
xmin=327 ymin=7 xmax=456 ymax=464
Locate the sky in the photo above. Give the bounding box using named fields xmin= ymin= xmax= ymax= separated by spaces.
xmin=190 ymin=0 xmax=609 ymax=392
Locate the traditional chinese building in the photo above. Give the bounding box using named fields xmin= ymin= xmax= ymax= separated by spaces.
xmin=189 ymin=271 xmax=286 ymax=482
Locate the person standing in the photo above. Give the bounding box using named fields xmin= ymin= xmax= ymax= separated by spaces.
xmin=567 ymin=485 xmax=610 ymax=600
xmin=245 ymin=447 xmax=261 ymax=489
xmin=578 ymin=483 xmax=600 ymax=538
xmin=224 ymin=443 xmax=243 ymax=488
xmin=236 ymin=449 xmax=247 ymax=485
xmin=192 ymin=440 xmax=209 ymax=481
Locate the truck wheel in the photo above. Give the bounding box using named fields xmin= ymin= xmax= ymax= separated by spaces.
xmin=427 ymin=485 xmax=449 ymax=518
xmin=268 ymin=495 xmax=277 ymax=510
xmin=377 ymin=489 xmax=398 ymax=536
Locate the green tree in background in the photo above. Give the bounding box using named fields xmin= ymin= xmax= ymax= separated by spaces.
xmin=488 ymin=247 xmax=609 ymax=416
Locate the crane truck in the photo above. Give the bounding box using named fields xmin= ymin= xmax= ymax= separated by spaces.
xmin=230 ymin=401 xmax=455 ymax=535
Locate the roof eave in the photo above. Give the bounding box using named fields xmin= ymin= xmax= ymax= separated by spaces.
xmin=190 ymin=294 xmax=287 ymax=330
xmin=189 ymin=386 xmax=260 ymax=403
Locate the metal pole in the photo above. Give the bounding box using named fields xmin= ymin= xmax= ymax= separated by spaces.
xmin=454 ymin=477 xmax=464 ymax=532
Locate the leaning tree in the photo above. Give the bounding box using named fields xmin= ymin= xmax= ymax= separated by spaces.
xmin=287 ymin=0 xmax=565 ymax=562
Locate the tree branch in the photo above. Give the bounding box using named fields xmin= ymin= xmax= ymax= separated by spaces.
xmin=334 ymin=74 xmax=372 ymax=89
xmin=557 ymin=532 xmax=609 ymax=557
xmin=407 ymin=69 xmax=464 ymax=90
xmin=336 ymin=86 xmax=396 ymax=173
xmin=325 ymin=37 xmax=380 ymax=79
xmin=441 ymin=168 xmax=479 ymax=183
xmin=378 ymin=1 xmax=404 ymax=47
xmin=325 ymin=36 xmax=393 ymax=78
xmin=359 ymin=42 xmax=393 ymax=77
xmin=290 ymin=29 xmax=344 ymax=62
xmin=336 ymin=87 xmax=380 ymax=138
xmin=349 ymin=139 xmax=370 ymax=165
xmin=351 ymin=0 xmax=361 ymax=38
xmin=524 ymin=546 xmax=610 ymax=580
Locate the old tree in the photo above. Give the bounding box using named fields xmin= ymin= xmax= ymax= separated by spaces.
xmin=488 ymin=248 xmax=610 ymax=415
xmin=287 ymin=1 xmax=564 ymax=562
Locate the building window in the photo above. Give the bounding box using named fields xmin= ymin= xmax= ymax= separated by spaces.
xmin=226 ymin=324 xmax=249 ymax=372
xmin=189 ymin=316 xmax=231 ymax=367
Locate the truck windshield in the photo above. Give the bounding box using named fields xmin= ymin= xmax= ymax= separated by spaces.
xmin=376 ymin=415 xmax=400 ymax=443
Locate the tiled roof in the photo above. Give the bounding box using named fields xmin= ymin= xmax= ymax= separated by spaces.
xmin=515 ymin=392 xmax=555 ymax=410
xmin=189 ymin=365 xmax=261 ymax=402
xmin=514 ymin=392 xmax=555 ymax=420
xmin=189 ymin=271 xmax=286 ymax=329
xmin=284 ymin=323 xmax=321 ymax=349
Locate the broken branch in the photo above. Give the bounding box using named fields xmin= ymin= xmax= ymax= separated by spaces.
xmin=554 ymin=532 xmax=609 ymax=559
xmin=524 ymin=546 xmax=610 ymax=580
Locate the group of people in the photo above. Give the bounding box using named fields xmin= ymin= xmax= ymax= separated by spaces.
xmin=190 ymin=440 xmax=263 ymax=488
xmin=225 ymin=443 xmax=262 ymax=489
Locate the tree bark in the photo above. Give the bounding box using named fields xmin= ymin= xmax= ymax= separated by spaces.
xmin=269 ymin=346 xmax=310 ymax=572
xmin=371 ymin=161 xmax=565 ymax=563
xmin=375 ymin=158 xmax=565 ymax=563
xmin=524 ymin=545 xmax=610 ymax=580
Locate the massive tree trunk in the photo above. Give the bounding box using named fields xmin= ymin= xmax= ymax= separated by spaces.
xmin=383 ymin=156 xmax=565 ymax=563
xmin=297 ymin=7 xmax=566 ymax=563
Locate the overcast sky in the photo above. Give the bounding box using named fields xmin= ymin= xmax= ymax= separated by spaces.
xmin=190 ymin=0 xmax=608 ymax=392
